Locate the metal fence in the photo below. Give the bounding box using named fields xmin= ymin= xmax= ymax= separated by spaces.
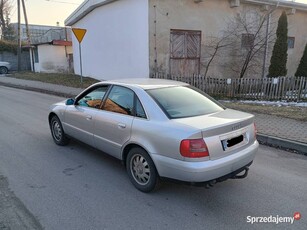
xmin=151 ymin=72 xmax=307 ymax=102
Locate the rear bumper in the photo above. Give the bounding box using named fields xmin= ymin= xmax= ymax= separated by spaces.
xmin=151 ymin=140 xmax=259 ymax=183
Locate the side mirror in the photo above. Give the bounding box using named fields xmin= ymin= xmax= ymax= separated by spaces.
xmin=65 ymin=98 xmax=75 ymax=105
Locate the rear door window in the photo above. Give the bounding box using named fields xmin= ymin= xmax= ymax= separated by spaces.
xmin=102 ymin=86 xmax=134 ymax=116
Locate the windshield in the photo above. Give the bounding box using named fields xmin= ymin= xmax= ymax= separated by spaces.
xmin=147 ymin=86 xmax=224 ymax=119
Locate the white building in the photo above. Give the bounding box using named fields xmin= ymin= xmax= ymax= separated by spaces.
xmin=30 ymin=40 xmax=73 ymax=73
xmin=65 ymin=0 xmax=307 ymax=80
xmin=13 ymin=24 xmax=75 ymax=73
xmin=65 ymin=0 xmax=149 ymax=80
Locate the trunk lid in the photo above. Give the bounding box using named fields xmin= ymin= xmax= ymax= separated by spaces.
xmin=174 ymin=109 xmax=255 ymax=160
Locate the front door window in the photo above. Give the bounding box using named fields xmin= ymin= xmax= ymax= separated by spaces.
xmin=77 ymin=86 xmax=109 ymax=109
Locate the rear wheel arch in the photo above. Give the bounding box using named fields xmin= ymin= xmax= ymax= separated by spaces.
xmin=125 ymin=146 xmax=160 ymax=192
xmin=122 ymin=144 xmax=146 ymax=166
xmin=122 ymin=144 xmax=157 ymax=168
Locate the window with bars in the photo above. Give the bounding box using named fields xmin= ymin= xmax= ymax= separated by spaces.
xmin=288 ymin=37 xmax=295 ymax=49
xmin=241 ymin=33 xmax=255 ymax=49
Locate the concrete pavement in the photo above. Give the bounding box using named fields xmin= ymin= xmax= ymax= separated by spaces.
xmin=255 ymin=113 xmax=307 ymax=155
xmin=0 ymin=75 xmax=306 ymax=154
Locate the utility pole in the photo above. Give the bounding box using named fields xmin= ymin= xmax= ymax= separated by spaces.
xmin=17 ymin=0 xmax=21 ymax=71
xmin=21 ymin=0 xmax=30 ymax=46
xmin=21 ymin=0 xmax=34 ymax=71
xmin=262 ymin=12 xmax=271 ymax=79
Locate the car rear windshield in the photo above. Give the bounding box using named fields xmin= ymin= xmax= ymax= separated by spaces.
xmin=146 ymin=86 xmax=224 ymax=119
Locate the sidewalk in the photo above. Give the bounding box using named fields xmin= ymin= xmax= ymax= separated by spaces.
xmin=254 ymin=113 xmax=307 ymax=154
xmin=0 ymin=76 xmax=83 ymax=97
xmin=0 ymin=76 xmax=306 ymax=154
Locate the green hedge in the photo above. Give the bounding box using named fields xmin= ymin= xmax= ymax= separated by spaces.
xmin=0 ymin=40 xmax=29 ymax=54
xmin=268 ymin=11 xmax=288 ymax=77
xmin=295 ymin=43 xmax=307 ymax=77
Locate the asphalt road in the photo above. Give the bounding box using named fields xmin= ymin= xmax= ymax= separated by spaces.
xmin=0 ymin=86 xmax=306 ymax=230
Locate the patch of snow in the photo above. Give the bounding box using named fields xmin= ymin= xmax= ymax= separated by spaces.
xmin=221 ymin=100 xmax=307 ymax=107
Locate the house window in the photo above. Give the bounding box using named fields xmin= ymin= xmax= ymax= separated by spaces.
xmin=288 ymin=37 xmax=295 ymax=49
xmin=33 ymin=48 xmax=39 ymax=63
xmin=241 ymin=33 xmax=255 ymax=48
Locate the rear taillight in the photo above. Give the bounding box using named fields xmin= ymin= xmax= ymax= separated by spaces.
xmin=180 ymin=138 xmax=209 ymax=158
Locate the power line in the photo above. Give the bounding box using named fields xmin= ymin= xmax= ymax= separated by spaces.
xmin=45 ymin=0 xmax=80 ymax=5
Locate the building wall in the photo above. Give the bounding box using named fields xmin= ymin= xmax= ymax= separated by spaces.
xmin=10 ymin=23 xmax=71 ymax=44
xmin=0 ymin=51 xmax=31 ymax=71
xmin=287 ymin=10 xmax=307 ymax=75
xmin=70 ymin=0 xmax=149 ymax=80
xmin=149 ymin=0 xmax=307 ymax=78
xmin=34 ymin=45 xmax=72 ymax=73
xmin=149 ymin=0 xmax=241 ymax=77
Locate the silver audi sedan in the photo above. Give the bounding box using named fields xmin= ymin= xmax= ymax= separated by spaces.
xmin=49 ymin=79 xmax=258 ymax=192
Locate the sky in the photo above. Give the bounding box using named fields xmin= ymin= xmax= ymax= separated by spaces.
xmin=10 ymin=0 xmax=307 ymax=27
xmin=11 ymin=0 xmax=84 ymax=26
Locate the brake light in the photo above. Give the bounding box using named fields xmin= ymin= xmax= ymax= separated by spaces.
xmin=180 ymin=138 xmax=209 ymax=158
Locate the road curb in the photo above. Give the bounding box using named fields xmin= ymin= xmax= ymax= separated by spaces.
xmin=257 ymin=133 xmax=307 ymax=155
xmin=0 ymin=81 xmax=77 ymax=98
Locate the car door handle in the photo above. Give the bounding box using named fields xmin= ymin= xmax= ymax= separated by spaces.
xmin=86 ymin=115 xmax=92 ymax=120
xmin=118 ymin=123 xmax=126 ymax=129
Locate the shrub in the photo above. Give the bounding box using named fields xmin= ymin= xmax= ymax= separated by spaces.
xmin=268 ymin=11 xmax=288 ymax=77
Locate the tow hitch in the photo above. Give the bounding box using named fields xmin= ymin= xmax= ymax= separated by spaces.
xmin=202 ymin=162 xmax=252 ymax=188
xmin=166 ymin=161 xmax=253 ymax=189
xmin=231 ymin=166 xmax=249 ymax=179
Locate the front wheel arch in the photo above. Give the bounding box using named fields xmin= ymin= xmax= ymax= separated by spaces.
xmin=49 ymin=114 xmax=69 ymax=146
xmin=48 ymin=112 xmax=57 ymax=124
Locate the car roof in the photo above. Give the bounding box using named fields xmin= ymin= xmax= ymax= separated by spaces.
xmin=99 ymin=78 xmax=189 ymax=90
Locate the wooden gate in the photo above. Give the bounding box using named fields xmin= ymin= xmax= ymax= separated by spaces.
xmin=170 ymin=29 xmax=201 ymax=76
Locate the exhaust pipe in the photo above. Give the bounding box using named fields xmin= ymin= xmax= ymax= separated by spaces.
xmin=204 ymin=179 xmax=217 ymax=189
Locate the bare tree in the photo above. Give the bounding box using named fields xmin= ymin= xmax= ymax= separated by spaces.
xmin=202 ymin=32 xmax=235 ymax=78
xmin=222 ymin=8 xmax=277 ymax=78
xmin=0 ymin=0 xmax=14 ymax=40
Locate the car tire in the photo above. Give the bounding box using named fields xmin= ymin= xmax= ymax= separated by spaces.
xmin=126 ymin=147 xmax=159 ymax=193
xmin=50 ymin=116 xmax=69 ymax=146
xmin=0 ymin=67 xmax=8 ymax=74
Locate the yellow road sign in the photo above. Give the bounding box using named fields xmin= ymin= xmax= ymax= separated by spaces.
xmin=72 ymin=28 xmax=87 ymax=43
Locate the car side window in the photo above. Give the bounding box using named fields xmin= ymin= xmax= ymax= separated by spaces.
xmin=103 ymin=86 xmax=134 ymax=116
xmin=77 ymin=86 xmax=109 ymax=109
xmin=135 ymin=97 xmax=146 ymax=119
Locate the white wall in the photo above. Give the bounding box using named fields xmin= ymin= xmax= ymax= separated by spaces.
xmin=36 ymin=45 xmax=71 ymax=73
xmin=71 ymin=0 xmax=149 ymax=80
